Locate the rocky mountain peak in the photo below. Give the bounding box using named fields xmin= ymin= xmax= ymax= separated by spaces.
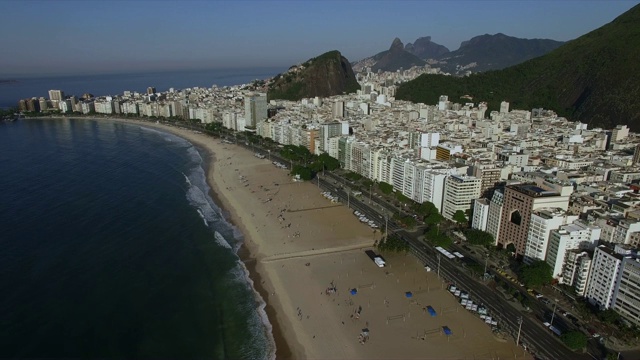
xmin=390 ymin=38 xmax=404 ymax=52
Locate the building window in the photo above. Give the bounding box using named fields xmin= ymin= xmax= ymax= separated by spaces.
xmin=510 ymin=210 xmax=522 ymax=226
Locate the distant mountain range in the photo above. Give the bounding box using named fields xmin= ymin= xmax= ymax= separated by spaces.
xmin=352 ymin=38 xmax=425 ymax=73
xmin=435 ymin=33 xmax=563 ymax=75
xmin=267 ymin=50 xmax=359 ymax=101
xmin=370 ymin=38 xmax=427 ymax=73
xmin=353 ymin=34 xmax=563 ymax=75
xmin=405 ymin=36 xmax=450 ymax=60
xmin=395 ymin=3 xmax=640 ymax=131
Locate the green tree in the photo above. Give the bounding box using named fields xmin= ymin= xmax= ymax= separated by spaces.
xmin=415 ymin=201 xmax=443 ymax=226
xmin=520 ymin=260 xmax=552 ymax=288
xmin=415 ymin=201 xmax=437 ymax=216
xmin=291 ymin=165 xmax=313 ymax=180
xmin=560 ymin=331 xmax=587 ymax=350
xmin=345 ymin=171 xmax=363 ymax=181
xmin=464 ymin=229 xmax=494 ymax=247
xmin=598 ymin=308 xmax=621 ymax=324
xmin=452 ymin=210 xmax=467 ymax=228
xmin=424 ymin=225 xmax=452 ymax=248
xmin=378 ymin=182 xmax=393 ymax=194
xmin=395 ymin=192 xmax=410 ymax=204
xmin=317 ymin=153 xmax=340 ymax=171
xmin=377 ymin=235 xmax=409 ymax=252
xmin=393 ymin=214 xmax=417 ymax=228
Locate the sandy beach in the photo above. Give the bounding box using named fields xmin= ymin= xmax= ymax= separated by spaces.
xmin=108 ymin=118 xmax=530 ymax=359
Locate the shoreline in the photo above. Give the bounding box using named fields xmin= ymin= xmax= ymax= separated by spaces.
xmin=120 ymin=118 xmax=293 ymax=358
xmin=195 ymin=141 xmax=293 ymax=359
xmin=25 ymin=116 xmax=531 ymax=359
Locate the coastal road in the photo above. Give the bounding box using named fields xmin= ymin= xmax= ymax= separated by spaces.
xmin=311 ymin=175 xmax=586 ymax=358
xmin=401 ymin=235 xmax=589 ymax=360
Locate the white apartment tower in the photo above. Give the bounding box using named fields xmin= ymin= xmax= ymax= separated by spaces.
xmin=613 ymin=256 xmax=640 ymax=326
xmin=524 ymin=208 xmax=576 ymax=264
xmin=442 ymin=175 xmax=482 ymax=221
xmin=546 ymin=220 xmax=600 ymax=280
xmin=562 ymin=250 xmax=592 ymax=296
xmin=486 ymin=189 xmax=505 ymax=244
xmin=472 ymin=198 xmax=490 ymax=231
xmin=48 ymin=89 xmax=65 ymax=101
xmin=421 ymin=170 xmax=447 ymax=212
xmin=332 ymin=101 xmax=345 ymax=118
xmin=585 ymin=245 xmax=627 ymax=310
xmin=500 ymin=101 xmax=509 ymax=114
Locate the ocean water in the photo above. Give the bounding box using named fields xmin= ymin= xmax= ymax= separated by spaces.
xmin=0 ymin=118 xmax=274 ymax=358
xmin=0 ymin=67 xmax=284 ymax=108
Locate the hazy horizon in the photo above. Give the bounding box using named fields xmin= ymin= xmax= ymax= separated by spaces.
xmin=1 ymin=0 xmax=638 ymax=77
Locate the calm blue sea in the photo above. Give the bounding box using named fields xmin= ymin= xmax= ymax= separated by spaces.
xmin=0 ymin=118 xmax=274 ymax=358
xmin=0 ymin=67 xmax=284 ymax=108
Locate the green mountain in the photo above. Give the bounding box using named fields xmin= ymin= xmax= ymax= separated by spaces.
xmin=396 ymin=4 xmax=640 ymax=131
xmin=267 ymin=50 xmax=360 ymax=101
xmin=371 ymin=38 xmax=426 ymax=72
xmin=435 ymin=33 xmax=563 ymax=75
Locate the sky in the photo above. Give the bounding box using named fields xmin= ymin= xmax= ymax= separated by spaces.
xmin=0 ymin=0 xmax=638 ymax=77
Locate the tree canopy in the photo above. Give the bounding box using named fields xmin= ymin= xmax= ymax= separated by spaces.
xmin=598 ymin=308 xmax=621 ymax=324
xmin=378 ymin=182 xmax=393 ymax=194
xmin=424 ymin=225 xmax=452 ymax=248
xmin=291 ymin=165 xmax=313 ymax=181
xmin=345 ymin=171 xmax=363 ymax=181
xmin=464 ymin=229 xmax=494 ymax=247
xmin=377 ymin=235 xmax=409 ymax=253
xmin=560 ymin=331 xmax=588 ymax=350
xmin=520 ymin=260 xmax=552 ymax=288
xmin=452 ymin=210 xmax=467 ymax=227
xmin=317 ymin=153 xmax=340 ymax=171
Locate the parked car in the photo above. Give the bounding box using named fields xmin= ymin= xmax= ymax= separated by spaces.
xmin=541 ymin=298 xmax=551 ymax=305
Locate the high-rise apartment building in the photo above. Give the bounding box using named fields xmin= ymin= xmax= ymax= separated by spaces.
xmin=633 ymin=144 xmax=640 ymax=165
xmin=497 ymin=184 xmax=570 ymax=256
xmin=332 ymin=101 xmax=345 ymax=118
xmin=442 ymin=175 xmax=482 ymax=221
xmin=613 ymin=256 xmax=640 ymax=326
xmin=470 ymin=163 xmax=502 ymax=193
xmin=244 ymin=93 xmax=268 ymax=128
xmin=48 ymin=89 xmax=65 ymax=102
xmin=546 ymin=220 xmax=600 ymax=280
xmin=524 ymin=208 xmax=575 ymax=263
xmin=585 ymin=245 xmax=628 ymax=309
xmin=471 ymin=198 xmax=490 ymax=231
xmin=500 ymin=101 xmax=510 ymax=114
xmin=319 ymin=121 xmax=348 ymax=154
xmin=486 ymin=188 xmax=505 ymax=244
xmin=562 ymin=250 xmax=592 ymax=296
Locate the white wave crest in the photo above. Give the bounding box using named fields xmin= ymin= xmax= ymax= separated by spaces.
xmin=196 ymin=209 xmax=207 ymax=226
xmin=214 ymin=231 xmax=232 ymax=249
